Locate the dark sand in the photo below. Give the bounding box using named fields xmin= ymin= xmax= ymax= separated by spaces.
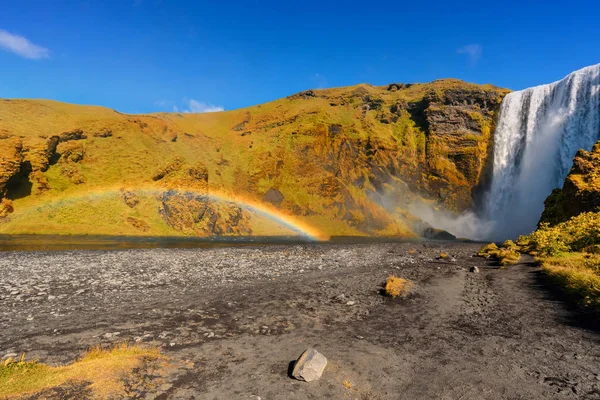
xmin=1 ymin=241 xmax=599 ymax=399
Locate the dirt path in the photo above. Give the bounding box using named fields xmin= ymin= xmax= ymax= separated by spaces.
xmin=1 ymin=243 xmax=599 ymax=399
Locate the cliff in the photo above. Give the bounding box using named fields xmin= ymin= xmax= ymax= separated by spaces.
xmin=0 ymin=80 xmax=509 ymax=238
xmin=540 ymin=141 xmax=600 ymax=226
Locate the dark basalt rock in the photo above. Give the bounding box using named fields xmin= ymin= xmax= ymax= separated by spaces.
xmin=262 ymin=188 xmax=284 ymax=207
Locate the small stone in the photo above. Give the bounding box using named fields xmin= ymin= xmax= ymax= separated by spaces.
xmin=346 ymin=301 xmax=356 ymax=306
xmin=2 ymin=353 xmax=18 ymax=360
xmin=470 ymin=266 xmax=480 ymax=273
xmin=291 ymin=348 xmax=327 ymax=382
xmin=75 ymin=289 xmax=86 ymax=295
xmin=47 ymin=295 xmax=56 ymax=300
xmin=449 ymin=257 xmax=457 ymax=262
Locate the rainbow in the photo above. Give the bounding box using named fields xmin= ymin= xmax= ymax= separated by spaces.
xmin=13 ymin=185 xmax=328 ymax=241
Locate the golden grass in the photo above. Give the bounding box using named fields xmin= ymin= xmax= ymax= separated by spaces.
xmin=384 ymin=276 xmax=412 ymax=298
xmin=0 ymin=79 xmax=507 ymax=239
xmin=477 ymin=242 xmax=498 ymax=257
xmin=0 ymin=343 xmax=162 ymax=398
xmin=538 ymin=253 xmax=600 ymax=310
xmin=477 ymin=242 xmax=520 ymax=267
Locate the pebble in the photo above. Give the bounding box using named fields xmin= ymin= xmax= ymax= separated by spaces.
xmin=346 ymin=301 xmax=356 ymax=306
xmin=2 ymin=353 xmax=18 ymax=360
xmin=470 ymin=266 xmax=480 ymax=273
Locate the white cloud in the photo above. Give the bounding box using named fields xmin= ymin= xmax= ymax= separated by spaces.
xmin=457 ymin=44 xmax=482 ymax=65
xmin=156 ymin=98 xmax=224 ymax=113
xmin=183 ymin=99 xmax=224 ymax=113
xmin=0 ymin=29 xmax=50 ymax=59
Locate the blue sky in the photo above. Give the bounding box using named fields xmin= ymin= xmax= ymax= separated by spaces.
xmin=1 ymin=0 xmax=599 ymax=114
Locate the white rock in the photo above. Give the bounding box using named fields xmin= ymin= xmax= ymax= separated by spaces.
xmin=2 ymin=353 xmax=18 ymax=360
xmin=470 ymin=266 xmax=480 ymax=273
xmin=292 ymin=348 xmax=327 ymax=382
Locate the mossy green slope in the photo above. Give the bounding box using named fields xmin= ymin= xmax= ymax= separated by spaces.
xmin=0 ymin=80 xmax=509 ymax=238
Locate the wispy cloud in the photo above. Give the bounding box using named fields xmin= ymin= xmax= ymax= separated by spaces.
xmin=0 ymin=29 xmax=50 ymax=59
xmin=310 ymin=73 xmax=328 ymax=89
xmin=457 ymin=44 xmax=482 ymax=66
xmin=184 ymin=99 xmax=224 ymax=113
xmin=157 ymin=98 xmax=224 ymax=113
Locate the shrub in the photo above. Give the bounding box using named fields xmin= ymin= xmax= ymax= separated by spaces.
xmin=477 ymin=242 xmax=519 ymax=267
xmin=384 ymin=276 xmax=412 ymax=298
xmin=477 ymin=242 xmax=498 ymax=257
xmin=527 ymin=211 xmax=600 ymax=310
xmin=502 ymin=239 xmax=517 ymax=250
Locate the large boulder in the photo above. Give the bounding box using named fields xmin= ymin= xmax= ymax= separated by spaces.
xmin=291 ymin=348 xmax=327 ymax=382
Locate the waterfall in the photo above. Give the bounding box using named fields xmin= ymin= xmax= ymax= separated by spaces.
xmin=485 ymin=63 xmax=600 ymax=240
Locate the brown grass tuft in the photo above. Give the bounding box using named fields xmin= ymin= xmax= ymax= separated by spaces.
xmin=384 ymin=276 xmax=412 ymax=298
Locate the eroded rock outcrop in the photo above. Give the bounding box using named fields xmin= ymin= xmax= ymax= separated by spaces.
xmin=0 ymin=138 xmax=23 ymax=197
xmin=540 ymin=141 xmax=600 ymax=226
xmin=157 ymin=159 xmax=252 ymax=236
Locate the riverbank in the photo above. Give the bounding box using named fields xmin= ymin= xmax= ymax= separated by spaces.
xmin=1 ymin=242 xmax=599 ymax=398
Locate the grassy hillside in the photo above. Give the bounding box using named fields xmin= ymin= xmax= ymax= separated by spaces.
xmin=520 ymin=140 xmax=600 ymax=310
xmin=0 ymin=80 xmax=509 ymax=239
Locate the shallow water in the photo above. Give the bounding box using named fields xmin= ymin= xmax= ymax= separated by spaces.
xmin=0 ymin=234 xmax=428 ymax=252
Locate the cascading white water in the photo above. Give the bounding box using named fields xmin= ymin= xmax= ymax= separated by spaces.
xmin=485 ymin=63 xmax=600 ymax=240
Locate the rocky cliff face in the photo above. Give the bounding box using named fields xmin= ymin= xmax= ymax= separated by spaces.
xmin=540 ymin=141 xmax=600 ymax=226
xmin=0 ymin=82 xmax=508 ymax=238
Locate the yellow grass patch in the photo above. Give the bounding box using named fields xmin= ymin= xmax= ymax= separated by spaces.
xmin=384 ymin=276 xmax=412 ymax=298
xmin=0 ymin=343 xmax=163 ymax=398
xmin=540 ymin=253 xmax=600 ymax=309
xmin=477 ymin=242 xmax=520 ymax=267
xmin=477 ymin=242 xmax=498 ymax=257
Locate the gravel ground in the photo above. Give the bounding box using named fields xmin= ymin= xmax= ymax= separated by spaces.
xmin=1 ymin=241 xmax=599 ymax=399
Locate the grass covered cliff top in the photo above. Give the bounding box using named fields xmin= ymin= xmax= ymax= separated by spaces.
xmin=0 ymin=79 xmax=509 ymax=238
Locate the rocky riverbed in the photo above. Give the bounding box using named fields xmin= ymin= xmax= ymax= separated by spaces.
xmin=1 ymin=241 xmax=599 ymax=399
